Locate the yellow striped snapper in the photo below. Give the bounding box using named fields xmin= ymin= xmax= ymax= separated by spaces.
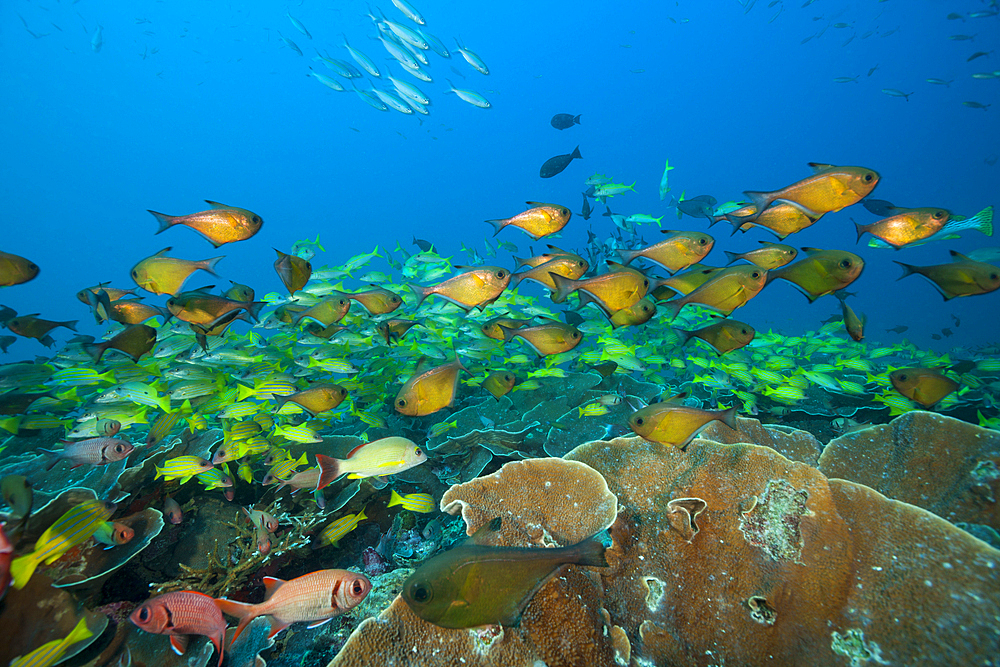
xmin=154 ymin=456 xmax=214 ymax=483
xmin=94 ymin=382 xmax=170 ymax=413
xmin=10 ymin=617 xmax=93 ymax=667
xmin=317 ymin=507 xmax=367 ymax=547
xmin=10 ymin=499 xmax=116 ymax=588
xmin=387 ymin=490 xmax=435 ymax=513
xmin=145 ymin=410 xmax=185 ymax=447
xmin=273 ymin=422 xmax=323 ymax=444
xmin=47 ymin=368 xmax=116 ymax=387
xmin=263 ymin=452 xmax=309 ymax=484
xmin=195 ymin=467 xmax=233 ymax=490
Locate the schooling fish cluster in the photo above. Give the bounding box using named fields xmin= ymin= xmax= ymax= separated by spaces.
xmin=0 ymin=155 xmax=999 ymax=666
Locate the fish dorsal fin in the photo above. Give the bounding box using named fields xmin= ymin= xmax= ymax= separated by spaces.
xmin=469 ymin=517 xmax=503 ymax=546
xmin=801 ymin=247 xmax=823 ymax=256
xmin=949 ymin=250 xmax=973 ymax=262
xmin=546 ymin=244 xmax=571 ymax=255
xmin=662 ymin=390 xmax=690 ymax=405
xmin=263 ymin=576 xmax=285 ymax=598
xmin=346 ymin=441 xmax=368 ymax=458
xmin=204 ymin=200 xmax=230 ymax=209
xmin=807 ymin=162 xmax=836 ymax=172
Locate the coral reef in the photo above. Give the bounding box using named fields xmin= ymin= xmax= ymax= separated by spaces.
xmin=701 ymin=415 xmax=823 ymax=465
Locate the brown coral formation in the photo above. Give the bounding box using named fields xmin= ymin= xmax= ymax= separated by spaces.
xmin=566 ymin=435 xmax=1000 ymax=666
xmin=819 ymin=410 xmax=1000 ymax=532
xmin=701 ymin=415 xmax=823 ymax=465
xmin=329 ymin=458 xmax=620 ymax=667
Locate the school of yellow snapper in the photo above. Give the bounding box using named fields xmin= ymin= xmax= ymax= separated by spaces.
xmin=1 ymin=159 xmax=1000 ymax=666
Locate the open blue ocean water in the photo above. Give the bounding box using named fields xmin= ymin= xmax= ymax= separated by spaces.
xmin=1 ymin=1 xmax=1000 ymax=666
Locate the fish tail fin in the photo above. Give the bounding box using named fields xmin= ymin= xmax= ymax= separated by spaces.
xmin=483 ymin=218 xmax=507 ymax=236
xmin=38 ymin=447 xmax=60 ymax=471
xmin=661 ymin=300 xmax=682 ymax=321
xmin=200 ymin=256 xmax=225 ymax=276
xmin=549 ymin=272 xmax=577 ymax=304
xmin=508 ymin=271 xmax=525 ymax=288
xmin=408 ymin=283 xmax=431 ymax=307
xmin=387 ymin=489 xmax=403 ymax=508
xmin=568 ymin=537 xmax=608 ymax=568
xmin=272 ymin=393 xmax=292 ymax=412
xmin=315 ymin=454 xmax=340 ymax=490
xmin=571 ymin=145 xmax=582 ymax=159
xmin=573 ymin=114 xmax=581 ymax=125
xmin=616 ymin=248 xmax=640 ymax=265
xmin=148 ymin=210 xmax=178 ymax=234
xmin=893 ymin=261 xmax=916 ymax=281
xmin=671 ymin=327 xmax=693 ymax=346
xmin=9 ymin=552 xmax=38 ymax=589
xmin=64 ymin=617 xmax=94 ymax=646
xmin=723 ymin=251 xmax=740 ymax=265
xmin=854 ymin=221 xmax=870 ymax=244
xmin=497 ymin=324 xmax=517 ymax=343
xmin=83 ymin=342 xmax=108 ymax=363
xmin=236 ymin=383 xmax=255 ymax=402
xmin=718 ymin=405 xmax=740 ymax=431
xmin=743 ymin=191 xmax=771 ymax=214
xmin=63 ymin=320 xmax=79 ymax=332
xmin=246 ymin=301 xmax=267 ymax=322
xmin=214 ymin=598 xmax=255 ymax=645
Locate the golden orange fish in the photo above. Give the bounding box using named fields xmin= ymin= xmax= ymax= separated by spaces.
xmin=294 ymin=295 xmax=351 ymax=326
xmin=550 ymin=263 xmax=649 ymax=314
xmin=485 ymin=202 xmax=572 ymax=240
xmin=609 ymin=297 xmax=656 ymax=329
xmin=725 ymin=202 xmax=821 ymax=239
xmin=895 ymin=251 xmax=1000 ymax=300
xmin=723 ymin=242 xmax=798 ymax=269
xmin=410 ymin=266 xmax=510 ymax=311
xmin=84 ymin=324 xmax=157 ymax=362
xmin=662 ymin=265 xmax=768 ymax=319
xmin=768 ymin=248 xmax=864 ymax=302
xmin=0 ymin=251 xmax=39 ymax=287
xmin=673 ymin=319 xmax=755 ymax=355
xmin=499 ymin=320 xmax=582 ymax=356
xmin=480 ymin=317 xmax=530 ymax=341
xmin=395 ymin=357 xmax=466 ymax=417
xmin=854 ymin=207 xmax=950 ymax=248
xmin=149 ymin=200 xmax=263 ymax=247
xmin=483 ymin=370 xmax=517 ymax=399
xmin=629 ymin=402 xmax=738 ymax=449
xmin=377 ymin=319 xmax=420 ymax=346
xmin=348 ymin=287 xmax=403 ymax=315
xmin=166 ymin=290 xmax=264 ymax=326
xmin=618 ymin=231 xmax=714 ymax=273
xmin=273 ymin=249 xmax=312 ymax=295
xmin=273 ymin=384 xmax=348 ymax=416
xmin=513 ymin=245 xmax=582 ymax=270
xmin=840 ymin=298 xmax=865 ymax=342
xmin=131 ymin=247 xmax=223 ymax=296
xmin=108 ymin=298 xmax=171 ymax=325
xmin=890 ymin=368 xmax=958 ymax=407
xmin=510 ymin=254 xmax=589 ymax=290
xmin=76 ymin=284 xmax=138 ymax=304
xmin=652 ymin=265 xmax=725 ymax=299
xmin=744 ymin=163 xmax=880 ymax=217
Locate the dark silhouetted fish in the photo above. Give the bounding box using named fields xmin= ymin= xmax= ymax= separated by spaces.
xmin=676 ymin=195 xmax=718 ymax=219
xmin=413 ymin=237 xmax=435 ymax=252
xmin=550 ymin=113 xmax=581 ymax=130
xmin=539 ymin=146 xmax=581 ymax=178
xmin=862 ymin=198 xmax=898 ymax=216
xmin=580 ymin=193 xmax=593 ymax=220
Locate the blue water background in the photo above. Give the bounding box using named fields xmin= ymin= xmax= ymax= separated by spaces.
xmin=1 ymin=0 xmax=998 ymax=359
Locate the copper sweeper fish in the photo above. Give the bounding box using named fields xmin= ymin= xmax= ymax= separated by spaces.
xmin=484 ymin=202 xmax=572 ymax=240
xmin=894 ymin=251 xmax=1000 ymax=300
xmin=395 ymin=357 xmax=466 ymax=416
xmin=0 ymin=250 xmax=40 ymax=287
xmin=402 ymin=517 xmax=608 ymax=628
xmin=149 ymin=201 xmax=263 ymax=248
xmin=890 ymin=367 xmax=959 ymax=407
xmin=216 ymin=569 xmax=371 ymax=642
xmin=130 ymin=591 xmax=228 ymax=667
xmin=743 ymin=162 xmax=880 ymax=218
xmin=629 ymin=401 xmax=739 ymax=449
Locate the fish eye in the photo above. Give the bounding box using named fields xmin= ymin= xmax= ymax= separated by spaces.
xmin=397 ymin=398 xmax=406 ymax=407
xmin=131 ymin=270 xmax=139 ymax=277
xmin=115 ymin=444 xmax=126 ymax=453
xmin=992 ymin=273 xmax=999 ymax=280
xmin=352 ymin=580 xmax=366 ymax=596
xmin=635 ymin=417 xmax=644 ymax=426
xmin=412 ymin=583 xmax=432 ymax=602
xmin=504 ymin=374 xmax=512 ymax=381
xmin=751 ymin=271 xmax=761 ymax=279
xmin=496 ymin=270 xmax=507 ymax=279
xmin=864 ymin=173 xmax=874 ymax=182
xmin=642 ymin=279 xmax=649 ymax=287
xmin=741 ymin=328 xmax=748 ymax=334
xmin=699 ymin=238 xmax=707 ymax=245
xmin=138 ymin=607 xmax=150 ymax=622
xmin=414 ymin=447 xmax=422 ymax=457
xmin=934 ymin=211 xmax=944 ymax=219
xmin=840 ymin=260 xmax=852 ymax=268
xmin=898 ymin=374 xmax=908 ymax=381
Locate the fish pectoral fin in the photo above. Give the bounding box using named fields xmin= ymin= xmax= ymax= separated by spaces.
xmin=169 ymin=634 xmax=189 ymax=655
xmin=267 ymin=620 xmax=292 ymax=639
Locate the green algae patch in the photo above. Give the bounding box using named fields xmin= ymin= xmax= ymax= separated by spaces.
xmin=738 ymin=478 xmax=809 ymax=562
xmin=831 ymin=629 xmax=888 ymax=666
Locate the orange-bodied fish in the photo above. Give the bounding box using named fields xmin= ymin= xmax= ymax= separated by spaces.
xmin=723 ymin=242 xmax=798 ymax=269
xmin=744 ymin=163 xmax=880 ymax=218
xmin=0 ymin=251 xmax=39 ymax=287
xmin=629 ymin=402 xmax=738 ymax=449
xmin=216 ymin=569 xmax=371 ymax=643
xmin=674 ymin=319 xmax=755 ymax=355
xmin=890 ymin=367 xmax=958 ymax=407
xmin=6 ymin=314 xmax=77 ymax=342
xmin=652 ymin=265 xmax=726 ymax=299
xmin=485 ymin=202 xmax=572 ymax=240
xmin=166 ymin=290 xmax=265 ymax=326
xmin=510 ymin=254 xmax=589 ymax=290
xmin=894 ymin=251 xmax=1000 ymax=300
xmin=377 ymin=318 xmax=420 ymax=345
xmin=131 ymin=591 xmax=228 ymax=667
xmin=223 ymin=281 xmax=255 ymax=302
xmin=480 ymin=317 xmax=531 ymax=340
xmin=854 ymin=207 xmax=950 ymax=248
xmin=618 ymin=230 xmax=714 ymax=273
xmin=550 ymin=263 xmax=649 ymax=314
xmin=499 ymin=320 xmax=583 ymax=356
xmin=840 ymin=298 xmax=866 ymax=341
xmin=107 ymin=299 xmax=172 ymax=325
xmin=395 ymin=357 xmax=466 ymax=416
xmin=75 ymin=284 xmax=138 ymax=304
xmin=513 ymin=245 xmax=584 ymax=270
xmin=725 ymin=202 xmax=821 ymax=239
xmin=294 ymin=295 xmax=351 ymax=326
xmin=768 ymin=248 xmax=864 ymax=302
xmin=84 ymin=324 xmax=157 ymax=362
xmin=609 ymin=297 xmax=656 ymax=329
xmin=483 ymin=370 xmax=517 ymax=398
xmin=410 ymin=266 xmax=510 ymax=311
xmin=149 ymin=200 xmax=263 ymax=248
xmin=662 ymin=265 xmax=768 ymax=319
xmin=273 ymin=384 xmax=348 ymax=417
xmin=131 ymin=247 xmax=223 ymax=296
xmin=347 ymin=287 xmax=403 ymax=315
xmin=273 ymin=249 xmax=312 ymax=295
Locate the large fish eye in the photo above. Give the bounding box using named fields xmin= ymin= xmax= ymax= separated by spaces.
xmin=504 ymin=374 xmax=512 ymax=381
xmin=352 ymin=580 xmax=366 ymax=596
xmin=397 ymin=398 xmax=406 ymax=407
xmin=115 ymin=444 xmax=126 ymax=453
xmin=864 ymin=173 xmax=874 ymax=182
xmin=642 ymin=279 xmax=649 ymax=287
xmin=413 ymin=447 xmax=422 ymax=457
xmin=933 ymin=211 xmax=945 ymax=219
xmin=741 ymin=328 xmax=748 ymax=334
xmin=898 ymin=373 xmax=908 ymax=381
xmin=131 ymin=270 xmax=139 ymax=277
xmin=253 ymin=216 xmax=261 ymax=224
xmin=991 ymin=273 xmax=999 ymax=280
xmin=642 ymin=305 xmax=650 ymax=312
xmin=699 ymin=238 xmax=707 ymax=245
xmin=412 ymin=583 xmax=432 ymax=603
xmin=138 ymin=607 xmax=150 ymax=622
xmin=496 ymin=270 xmax=508 ymax=279
xmin=751 ymin=271 xmax=761 ymax=279
xmin=635 ymin=417 xmax=644 ymax=426
xmin=840 ymin=259 xmax=852 ymax=268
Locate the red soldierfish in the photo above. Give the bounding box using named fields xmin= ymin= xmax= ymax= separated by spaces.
xmin=39 ymin=438 xmax=134 ymax=470
xmin=130 ymin=591 xmax=228 ymax=667
xmin=0 ymin=523 xmax=12 ymax=600
xmin=216 ymin=569 xmax=371 ymax=643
